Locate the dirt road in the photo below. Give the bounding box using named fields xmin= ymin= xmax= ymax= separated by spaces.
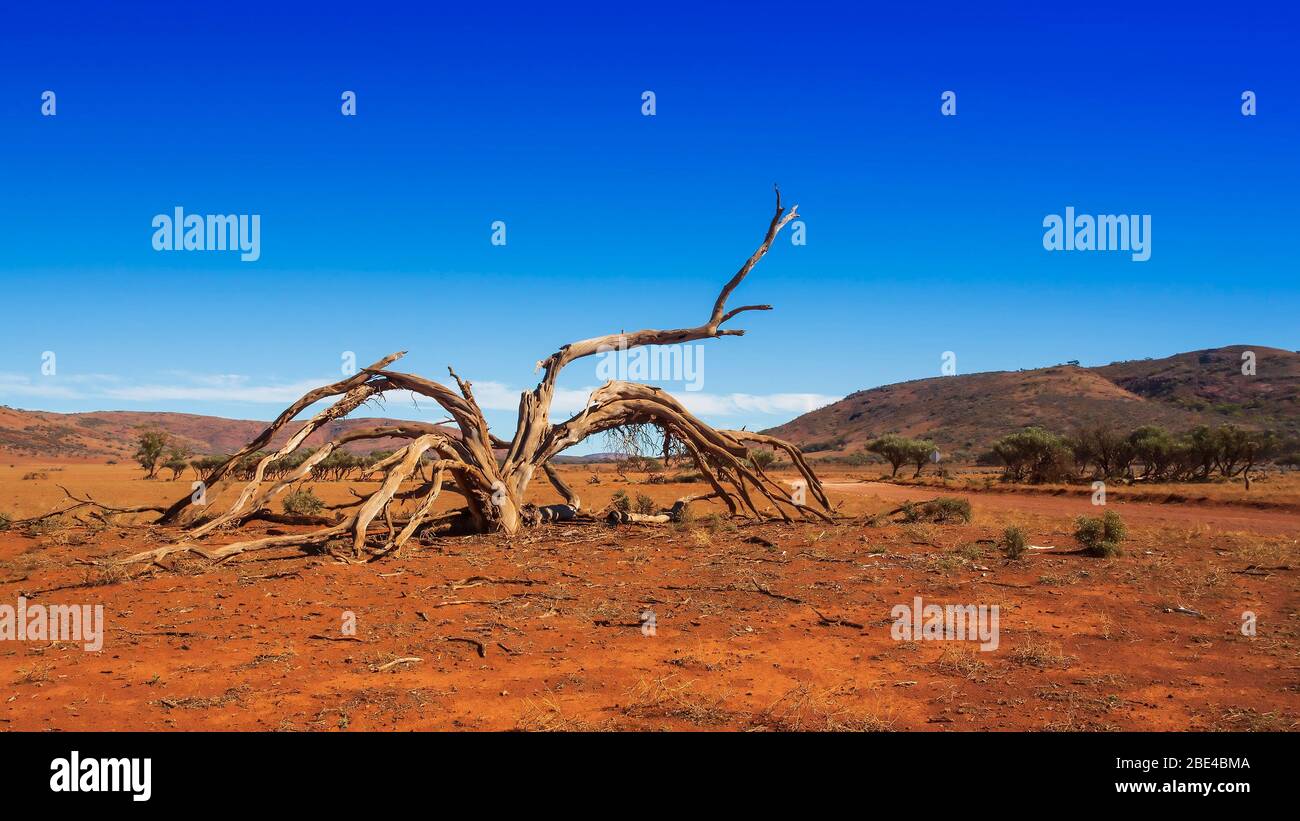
xmin=825 ymin=481 xmax=1300 ymax=537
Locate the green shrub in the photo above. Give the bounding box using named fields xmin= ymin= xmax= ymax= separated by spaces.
xmin=634 ymin=493 xmax=656 ymax=514
xmin=1073 ymin=510 xmax=1125 ymax=557
xmin=1001 ymin=526 xmax=1028 ymax=559
xmin=133 ymin=429 xmax=170 ymax=479
xmin=610 ymin=490 xmax=630 ymax=513
xmin=1101 ymin=510 xmax=1126 ymax=543
xmin=903 ymin=496 xmax=972 ymax=524
xmin=282 ymin=488 xmax=325 ymax=516
xmin=992 ymin=427 xmax=1073 ymax=483
xmin=929 ymin=497 xmax=972 ymax=523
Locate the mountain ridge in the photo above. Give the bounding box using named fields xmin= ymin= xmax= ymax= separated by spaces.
xmin=764 ymin=345 xmax=1298 ymax=459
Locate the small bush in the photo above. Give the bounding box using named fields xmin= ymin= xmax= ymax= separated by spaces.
xmin=21 ymin=472 xmax=48 ymax=481
xmin=1000 ymin=526 xmax=1028 ymax=560
xmin=1101 ymin=510 xmax=1126 ymax=543
xmin=282 ymin=488 xmax=325 ymax=516
xmin=930 ymin=497 xmax=972 ymax=523
xmin=1073 ymin=510 xmax=1126 ymax=557
xmin=634 ymin=493 xmax=656 ymax=515
xmin=902 ymin=496 xmax=972 ymax=524
xmin=610 ymin=490 xmax=631 ymax=513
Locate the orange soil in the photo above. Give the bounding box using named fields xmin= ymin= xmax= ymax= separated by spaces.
xmin=0 ymin=464 xmax=1296 ymax=731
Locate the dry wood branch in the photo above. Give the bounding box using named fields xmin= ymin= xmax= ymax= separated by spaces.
xmin=97 ymin=189 xmax=829 ymax=566
xmin=12 ymin=486 xmax=166 ymax=526
xmin=157 ymin=351 xmax=406 ymax=524
xmin=373 ymin=657 xmax=422 ymax=672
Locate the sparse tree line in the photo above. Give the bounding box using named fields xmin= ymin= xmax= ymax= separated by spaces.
xmin=849 ymin=424 xmax=1297 ymax=485
xmin=133 ymin=429 xmax=399 ymax=482
xmin=137 ymin=426 xmax=781 ymax=486
xmin=988 ymin=423 xmax=1294 ymax=484
xmin=193 ymin=448 xmax=402 ymax=482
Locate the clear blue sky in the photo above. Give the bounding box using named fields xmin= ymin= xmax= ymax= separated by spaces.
xmin=1 ymin=2 xmax=1296 ymax=448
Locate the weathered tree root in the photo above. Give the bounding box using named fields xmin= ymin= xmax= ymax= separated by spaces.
xmin=113 ymin=188 xmax=833 ymax=567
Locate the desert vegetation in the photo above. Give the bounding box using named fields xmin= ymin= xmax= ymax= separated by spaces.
xmin=188 ymin=449 xmax=402 ymax=483
xmin=132 ymin=429 xmax=192 ymax=481
xmin=865 ymin=434 xmax=938 ymax=478
xmin=1072 ymin=511 xmax=1127 ymax=558
xmin=987 ymin=423 xmax=1286 ymax=485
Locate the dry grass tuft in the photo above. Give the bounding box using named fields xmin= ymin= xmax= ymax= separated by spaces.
xmin=934 ymin=644 xmax=990 ymax=680
xmin=1010 ymin=637 xmax=1074 ymax=669
xmin=623 ymin=676 xmax=732 ymax=727
xmin=750 ymin=682 xmax=895 ymax=732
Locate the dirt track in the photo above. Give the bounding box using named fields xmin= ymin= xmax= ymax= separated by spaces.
xmin=826 ymin=481 xmax=1300 ymax=536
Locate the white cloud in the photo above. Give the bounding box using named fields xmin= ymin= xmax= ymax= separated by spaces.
xmin=0 ymin=372 xmax=839 ymax=421
xmin=675 ymin=392 xmax=838 ymax=416
xmin=0 ymin=372 xmax=329 ymax=404
xmin=101 ymin=378 xmax=329 ymax=404
xmin=0 ymin=372 xmax=121 ymax=400
xmin=451 ymin=381 xmax=837 ymax=418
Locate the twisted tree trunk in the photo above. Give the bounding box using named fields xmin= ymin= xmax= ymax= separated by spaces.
xmin=121 ymin=188 xmax=831 ymax=565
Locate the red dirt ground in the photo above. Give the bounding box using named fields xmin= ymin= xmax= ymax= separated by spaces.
xmin=0 ymin=465 xmax=1296 ymax=731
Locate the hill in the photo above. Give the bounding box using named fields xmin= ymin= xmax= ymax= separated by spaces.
xmin=0 ymin=408 xmax=450 ymax=462
xmin=0 ymin=406 xmax=631 ymax=464
xmin=1093 ymin=345 xmax=1298 ymax=432
xmin=765 ymin=345 xmax=1299 ymax=460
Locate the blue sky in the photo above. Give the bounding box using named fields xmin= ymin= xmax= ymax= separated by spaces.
xmin=1 ymin=2 xmax=1296 ymax=450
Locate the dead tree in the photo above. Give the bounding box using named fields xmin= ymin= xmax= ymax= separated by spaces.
xmin=122 ymin=189 xmax=831 ymax=564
